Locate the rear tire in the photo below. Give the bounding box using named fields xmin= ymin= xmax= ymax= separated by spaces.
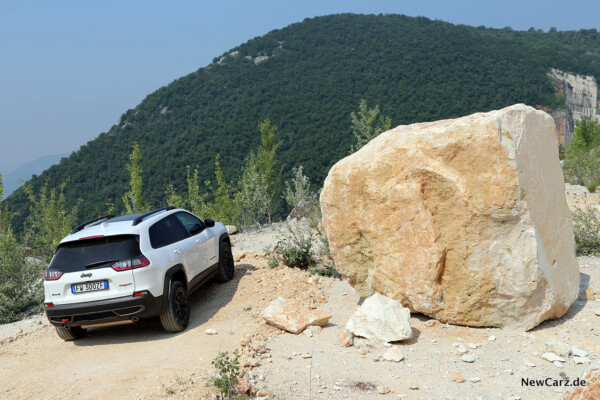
xmin=160 ymin=280 xmax=189 ymax=333
xmin=55 ymin=326 xmax=87 ymax=341
xmin=214 ymin=241 xmax=235 ymax=282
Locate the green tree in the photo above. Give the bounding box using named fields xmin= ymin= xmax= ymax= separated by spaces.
xmin=24 ymin=181 xmax=79 ymax=260
xmin=122 ymin=143 xmax=150 ymax=213
xmin=283 ymin=165 xmax=317 ymax=211
xmin=564 ymin=116 xmax=600 ymax=191
xmin=350 ymin=99 xmax=392 ymax=153
xmin=206 ymin=155 xmax=238 ymax=224
xmin=256 ymin=119 xmax=282 ymax=224
xmin=236 ymin=151 xmax=268 ymax=226
xmin=165 ymin=184 xmax=185 ymax=209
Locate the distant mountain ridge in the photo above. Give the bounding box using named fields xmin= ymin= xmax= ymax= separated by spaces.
xmin=2 ymin=154 xmax=68 ymax=197
xmin=5 ymin=13 xmax=600 ymax=229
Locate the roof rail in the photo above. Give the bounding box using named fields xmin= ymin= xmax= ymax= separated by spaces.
xmin=132 ymin=206 xmax=176 ymax=226
xmin=71 ymin=215 xmax=115 ymax=234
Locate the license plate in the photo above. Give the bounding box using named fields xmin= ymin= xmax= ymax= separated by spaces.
xmin=72 ymin=280 xmax=108 ymax=294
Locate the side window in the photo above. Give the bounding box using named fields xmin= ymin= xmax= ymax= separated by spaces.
xmin=149 ymin=215 xmax=189 ymax=249
xmin=174 ymin=212 xmax=205 ymax=236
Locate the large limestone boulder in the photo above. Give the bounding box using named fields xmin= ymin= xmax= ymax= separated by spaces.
xmin=320 ymin=104 xmax=579 ymax=330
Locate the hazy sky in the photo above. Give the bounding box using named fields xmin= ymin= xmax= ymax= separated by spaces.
xmin=1 ymin=0 xmax=599 ymax=176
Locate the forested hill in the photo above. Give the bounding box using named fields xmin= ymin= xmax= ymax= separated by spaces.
xmin=5 ymin=13 xmax=600 ymax=228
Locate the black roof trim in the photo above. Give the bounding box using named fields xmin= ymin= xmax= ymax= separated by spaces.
xmin=71 ymin=215 xmax=115 ymax=234
xmin=132 ymin=207 xmax=176 ymax=226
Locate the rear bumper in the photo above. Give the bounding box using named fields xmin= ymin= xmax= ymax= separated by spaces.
xmin=45 ymin=293 xmax=163 ymax=327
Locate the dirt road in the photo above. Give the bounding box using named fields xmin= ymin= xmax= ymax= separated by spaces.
xmin=1 ymin=231 xmax=600 ymax=399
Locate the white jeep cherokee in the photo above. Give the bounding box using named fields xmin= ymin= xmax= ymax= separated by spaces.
xmin=42 ymin=206 xmax=234 ymax=341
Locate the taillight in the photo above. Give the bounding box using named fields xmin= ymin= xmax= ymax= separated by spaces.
xmin=44 ymin=303 xmax=54 ymax=308
xmin=79 ymin=235 xmax=104 ymax=240
xmin=43 ymin=270 xmax=63 ymax=280
xmin=133 ymin=291 xmax=148 ymax=297
xmin=111 ymin=256 xmax=150 ymax=271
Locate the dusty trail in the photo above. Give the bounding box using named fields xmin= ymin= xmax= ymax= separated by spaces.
xmin=0 ymin=227 xmax=599 ymax=400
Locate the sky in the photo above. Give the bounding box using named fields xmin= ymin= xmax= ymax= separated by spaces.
xmin=1 ymin=0 xmax=600 ymax=177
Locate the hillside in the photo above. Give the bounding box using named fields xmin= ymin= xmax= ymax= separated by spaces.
xmin=5 ymin=13 xmax=600 ymax=228
xmin=2 ymin=153 xmax=68 ymax=197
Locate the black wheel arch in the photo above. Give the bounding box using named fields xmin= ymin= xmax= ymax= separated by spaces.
xmin=219 ymin=232 xmax=230 ymax=247
xmin=161 ymin=264 xmax=188 ymax=313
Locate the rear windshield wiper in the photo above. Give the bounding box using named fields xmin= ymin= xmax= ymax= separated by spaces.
xmin=84 ymin=259 xmax=119 ymax=269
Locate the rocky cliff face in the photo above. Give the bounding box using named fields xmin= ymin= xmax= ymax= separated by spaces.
xmin=548 ymin=68 xmax=600 ymax=144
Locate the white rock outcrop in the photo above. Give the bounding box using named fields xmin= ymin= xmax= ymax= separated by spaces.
xmin=346 ymin=293 xmax=412 ymax=342
xmin=321 ymin=104 xmax=580 ymax=330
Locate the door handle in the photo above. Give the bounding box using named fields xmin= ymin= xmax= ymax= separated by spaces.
xmin=196 ymin=239 xmax=201 ymax=243
xmin=174 ymin=248 xmax=181 ymax=254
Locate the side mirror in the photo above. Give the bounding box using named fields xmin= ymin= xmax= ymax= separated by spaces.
xmin=205 ymin=219 xmax=215 ymax=228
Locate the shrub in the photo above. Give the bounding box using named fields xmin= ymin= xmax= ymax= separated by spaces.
xmin=267 ymin=223 xmax=316 ymax=270
xmin=206 ymin=351 xmax=240 ymax=397
xmin=572 ymin=207 xmax=600 ymax=255
xmin=0 ymin=226 xmax=43 ymax=323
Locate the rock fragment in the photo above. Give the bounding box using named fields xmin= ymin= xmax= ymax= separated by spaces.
xmin=346 ymin=293 xmax=412 ymax=342
xmin=545 ymin=342 xmax=571 ymax=358
xmin=382 ymin=347 xmax=404 ymax=362
xmin=461 ymin=354 xmax=477 ymax=363
xmin=261 ymin=297 xmax=331 ymax=334
xmin=451 ymin=371 xmax=465 ymax=383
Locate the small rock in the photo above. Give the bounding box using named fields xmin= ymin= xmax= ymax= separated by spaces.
xmin=36 ymin=320 xmax=43 ymax=325
xmin=14 ymin=329 xmax=23 ymax=335
xmin=467 ymin=343 xmax=479 ymax=349
xmin=451 ymin=371 xmax=464 ymax=383
xmin=383 ymin=342 xmax=392 ymax=348
xmin=205 ymin=329 xmax=217 ymax=335
xmin=461 ymin=354 xmax=477 ymax=363
xmin=456 ymin=344 xmax=468 ymax=355
xmin=301 ymin=353 xmax=312 ymax=359
xmin=544 ymin=342 xmax=571 ymax=358
xmin=595 ymin=310 xmax=600 ymax=317
xmin=541 ymin=352 xmax=566 ymax=363
xmin=488 ymin=336 xmax=496 ymax=341
xmin=339 ymin=330 xmax=354 ymax=347
xmin=383 ymin=347 xmax=404 ymax=362
xmin=333 ymin=385 xmax=342 ymax=391
xmin=255 ymin=389 xmax=273 ymax=398
xmin=425 ymin=320 xmax=438 ymax=327
xmin=303 ymin=328 xmax=313 ymax=337
xmin=310 ymin=325 xmax=322 ymax=333
xmin=234 ymin=252 xmax=246 ymax=262
xmin=241 ymin=356 xmax=260 ymax=367
xmin=226 ymin=225 xmax=238 ymax=235
xmin=573 ymin=356 xmax=591 ymax=364
xmin=408 ymin=383 xmax=419 ymax=390
xmin=234 ymin=378 xmax=252 ymax=395
xmin=553 ymin=361 xmax=563 ymax=368
xmin=524 ymin=360 xmax=536 ymax=367
xmin=571 ymin=346 xmax=588 ymax=358
xmin=376 ymin=385 xmax=390 ymax=394
xmin=469 ymin=377 xmax=481 ymax=383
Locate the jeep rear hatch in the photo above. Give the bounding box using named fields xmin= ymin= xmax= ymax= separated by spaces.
xmin=49 ymin=235 xmax=142 ymax=272
xmin=46 ymin=235 xmax=143 ymax=305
